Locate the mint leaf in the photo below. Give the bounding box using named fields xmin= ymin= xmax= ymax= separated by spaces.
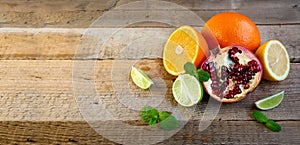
xmin=266 ymin=120 xmax=281 ymax=132
xmin=158 ymin=111 xmax=171 ymax=121
xmin=197 ymin=69 xmax=210 ymax=82
xmin=252 ymin=111 xmax=268 ymax=123
xmin=252 ymin=111 xmax=281 ymax=132
xmin=149 ymin=118 xmax=158 ymax=127
xmin=184 ymin=62 xmax=198 ymax=79
xmin=141 ymin=106 xmax=159 ymax=126
xmin=160 ymin=115 xmax=179 ymax=131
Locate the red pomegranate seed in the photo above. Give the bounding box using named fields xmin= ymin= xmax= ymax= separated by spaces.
xmin=233 ymin=64 xmax=239 ymax=70
xmin=213 ymin=89 xmax=219 ymax=95
xmin=208 ymin=62 xmax=215 ymax=70
xmin=232 ymin=57 xmax=239 ymax=63
xmin=221 ymin=66 xmax=229 ymax=80
xmin=244 ymin=84 xmax=250 ymax=89
xmin=232 ymin=47 xmax=239 ymax=53
xmin=218 ymin=92 xmax=224 ymax=97
xmin=237 ymin=80 xmax=243 ymax=84
xmin=212 ymin=80 xmax=219 ymax=85
xmin=211 ymin=84 xmax=219 ymax=89
xmin=202 ymin=63 xmax=209 ymax=71
xmin=247 ymin=75 xmax=252 ymax=80
xmin=236 ymin=89 xmax=242 ymax=94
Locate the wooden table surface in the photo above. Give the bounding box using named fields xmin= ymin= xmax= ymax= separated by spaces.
xmin=0 ymin=0 xmax=299 ymax=144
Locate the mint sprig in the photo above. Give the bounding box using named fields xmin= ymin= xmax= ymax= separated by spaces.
xmin=184 ymin=62 xmax=209 ymax=82
xmin=141 ymin=106 xmax=178 ymax=130
xmin=252 ymin=111 xmax=281 ymax=132
xmin=141 ymin=106 xmax=159 ymax=127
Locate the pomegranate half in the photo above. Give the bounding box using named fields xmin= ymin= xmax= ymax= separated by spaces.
xmin=201 ymin=45 xmax=263 ymax=102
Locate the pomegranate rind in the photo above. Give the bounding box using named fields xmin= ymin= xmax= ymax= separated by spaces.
xmin=201 ymin=45 xmax=263 ymax=103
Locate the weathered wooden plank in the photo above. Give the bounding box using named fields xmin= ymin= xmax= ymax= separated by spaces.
xmin=0 ymin=120 xmax=299 ymax=144
xmin=0 ymin=26 xmax=299 ymax=62
xmin=117 ymin=0 xmax=299 ymax=10
xmin=1 ymin=9 xmax=298 ymax=28
xmin=0 ymin=0 xmax=299 ymax=27
xmin=0 ymin=60 xmax=299 ymax=121
xmin=0 ymin=0 xmax=118 ymax=12
xmin=0 ymin=0 xmax=116 ymax=28
xmin=1 ymin=0 xmax=297 ymax=12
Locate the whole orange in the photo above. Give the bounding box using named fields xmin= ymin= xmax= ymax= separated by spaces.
xmin=205 ymin=12 xmax=260 ymax=52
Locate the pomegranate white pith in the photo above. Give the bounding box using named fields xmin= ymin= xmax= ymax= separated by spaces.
xmin=201 ymin=46 xmax=263 ymax=103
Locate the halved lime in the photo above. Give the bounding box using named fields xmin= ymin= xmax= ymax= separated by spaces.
xmin=172 ymin=74 xmax=203 ymax=107
xmin=131 ymin=66 xmax=153 ymax=89
xmin=255 ymin=91 xmax=284 ymax=110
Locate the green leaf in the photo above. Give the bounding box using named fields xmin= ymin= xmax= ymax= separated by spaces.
xmin=252 ymin=111 xmax=269 ymax=123
xmin=149 ymin=118 xmax=158 ymax=127
xmin=141 ymin=106 xmax=159 ymax=124
xmin=197 ymin=69 xmax=210 ymax=82
xmin=158 ymin=111 xmax=171 ymax=121
xmin=266 ymin=120 xmax=281 ymax=132
xmin=184 ymin=62 xmax=198 ymax=79
xmin=160 ymin=115 xmax=179 ymax=131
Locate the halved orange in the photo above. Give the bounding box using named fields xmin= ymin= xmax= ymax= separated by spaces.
xmin=163 ymin=26 xmax=209 ymax=76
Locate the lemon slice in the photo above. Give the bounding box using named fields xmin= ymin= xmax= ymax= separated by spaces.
xmin=172 ymin=74 xmax=203 ymax=107
xmin=130 ymin=66 xmax=153 ymax=89
xmin=255 ymin=40 xmax=290 ymax=81
xmin=255 ymin=91 xmax=284 ymax=110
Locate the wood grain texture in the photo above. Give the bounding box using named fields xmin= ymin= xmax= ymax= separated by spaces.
xmin=0 ymin=26 xmax=299 ymax=62
xmin=1 ymin=1 xmax=299 ymax=144
xmin=0 ymin=0 xmax=299 ymax=27
xmin=0 ymin=60 xmax=299 ymax=121
xmin=0 ymin=120 xmax=299 ymax=144
xmin=117 ymin=0 xmax=299 ymax=10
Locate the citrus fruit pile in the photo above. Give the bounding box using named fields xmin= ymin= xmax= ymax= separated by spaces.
xmin=161 ymin=12 xmax=290 ymax=108
xmin=130 ymin=12 xmax=290 ymax=111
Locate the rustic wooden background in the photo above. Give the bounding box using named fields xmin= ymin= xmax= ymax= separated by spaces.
xmin=0 ymin=0 xmax=299 ymax=144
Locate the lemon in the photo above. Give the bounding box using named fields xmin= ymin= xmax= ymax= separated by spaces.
xmin=255 ymin=91 xmax=284 ymax=110
xmin=172 ymin=74 xmax=203 ymax=107
xmin=255 ymin=40 xmax=290 ymax=81
xmin=130 ymin=66 xmax=153 ymax=89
